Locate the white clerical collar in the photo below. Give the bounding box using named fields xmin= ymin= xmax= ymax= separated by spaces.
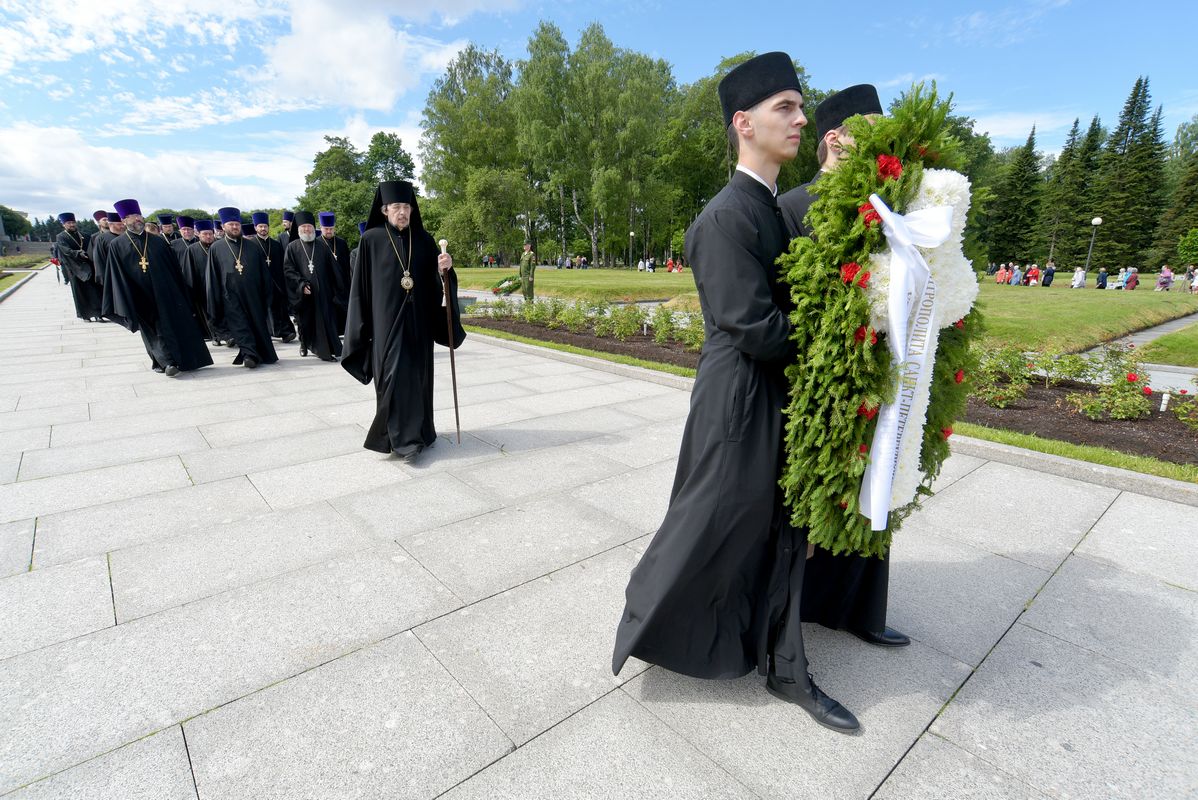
xmin=735 ymin=164 xmax=777 ymax=197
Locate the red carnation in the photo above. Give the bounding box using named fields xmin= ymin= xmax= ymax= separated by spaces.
xmin=1127 ymin=373 xmax=1138 ymax=383
xmin=955 ymin=370 xmax=965 ymax=384
xmin=858 ymin=443 xmax=869 ymax=455
xmin=954 ymin=319 xmax=965 ymax=330
xmin=855 ymin=326 xmax=868 ymax=343
xmin=1143 ymin=386 xmax=1153 ymax=396
xmin=838 ymin=501 xmax=849 ymax=510
xmin=870 ymin=329 xmax=878 ymax=345
xmin=942 ymin=427 xmax=953 ymax=439
xmin=858 ymin=402 xmax=879 ymax=420
xmin=858 ymin=202 xmax=881 ymax=228
xmin=1182 ymin=390 xmax=1190 ymax=395
xmin=857 ymin=271 xmax=871 ymax=289
xmin=840 ymin=262 xmax=862 ymax=284
xmin=877 ymin=154 xmax=903 ymax=181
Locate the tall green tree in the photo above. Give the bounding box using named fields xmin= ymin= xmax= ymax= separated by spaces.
xmin=1034 ymin=118 xmax=1082 ymax=261
xmin=1152 ymin=152 xmax=1198 ymax=265
xmin=1091 ymin=77 xmax=1169 ymax=268
xmin=983 ymin=126 xmax=1042 ymax=262
xmin=1 ymin=205 xmax=32 ymax=238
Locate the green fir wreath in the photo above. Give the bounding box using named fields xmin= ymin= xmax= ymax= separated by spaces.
xmin=779 ymin=84 xmax=983 ymax=558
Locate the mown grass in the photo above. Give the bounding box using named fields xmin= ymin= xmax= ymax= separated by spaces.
xmin=1138 ymin=322 xmax=1198 ymax=368
xmin=0 ymin=255 xmax=49 ymax=270
xmin=464 ymin=324 xmax=697 ymax=378
xmin=955 ymin=421 xmax=1198 ymax=484
xmin=0 ymin=272 xmax=30 ymax=294
xmin=456 ymin=267 xmax=695 ymax=303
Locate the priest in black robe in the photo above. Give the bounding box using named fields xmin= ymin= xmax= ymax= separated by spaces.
xmin=103 ymin=198 xmax=212 ymax=376
xmin=97 ymin=211 xmax=124 ymax=289
xmin=277 ymin=210 xmax=293 ymax=248
xmin=182 ymin=220 xmax=217 ymax=341
xmin=158 ymin=214 xmax=180 ymax=242
xmin=249 ymin=211 xmax=296 ymax=342
xmin=284 ymin=211 xmax=344 ymax=361
xmin=342 ymin=180 xmax=464 ymax=460
xmin=169 ymin=215 xmax=197 ymax=277
xmin=206 ymin=207 xmax=278 ymax=368
xmin=612 ymin=54 xmax=859 ymax=734
xmin=54 ymin=213 xmax=103 ymax=321
xmin=349 ymin=221 xmax=366 ymax=276
xmin=318 ymin=212 xmax=352 ymax=331
xmin=777 ymin=85 xmax=911 ymax=651
xmin=87 ymin=210 xmax=113 ymax=291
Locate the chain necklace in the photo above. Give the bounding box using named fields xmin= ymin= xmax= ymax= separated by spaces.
xmin=224 ymin=235 xmax=244 ymax=275
xmin=125 ymin=230 xmax=150 ymax=272
xmin=300 ymin=239 xmax=316 ymax=272
xmin=65 ymin=228 xmax=84 ymax=249
xmin=252 ymin=234 xmax=272 ymax=266
xmin=383 ymin=224 xmax=414 ymax=291
xmin=321 ymin=235 xmax=339 ymax=265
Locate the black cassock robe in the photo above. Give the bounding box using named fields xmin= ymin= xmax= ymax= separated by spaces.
xmin=169 ymin=235 xmax=198 ymax=275
xmin=55 ymin=229 xmax=103 ymax=320
xmin=88 ymin=229 xmax=113 ymax=287
xmin=206 ymin=235 xmax=278 ymax=365
xmin=103 ymin=230 xmax=212 ymax=372
xmin=283 ymin=237 xmax=344 ymax=361
xmin=277 ymin=229 xmax=291 ymax=249
xmin=182 ymin=240 xmax=215 ymax=340
xmin=320 ymin=234 xmax=352 ymax=331
xmin=613 ymin=171 xmax=811 ymax=683
xmin=779 ymin=175 xmax=892 ymax=637
xmin=250 ymin=234 xmax=296 ymax=340
xmin=341 ymin=222 xmax=464 ymax=457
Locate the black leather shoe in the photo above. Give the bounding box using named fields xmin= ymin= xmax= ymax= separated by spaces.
xmin=244 ymin=357 xmax=259 ymax=369
xmin=299 ymin=346 xmax=308 ymax=357
xmin=766 ymin=672 xmax=860 ymax=733
xmin=152 ymin=365 xmax=165 ymax=374
xmin=164 ymin=365 xmax=180 ymax=377
xmin=282 ymin=332 xmax=296 ymax=343
xmin=849 ymin=626 xmax=911 ymax=648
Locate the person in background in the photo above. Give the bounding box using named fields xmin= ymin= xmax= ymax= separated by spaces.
xmin=1156 ymin=264 xmax=1174 ymax=291
xmin=1125 ymin=267 xmax=1140 ymax=290
xmin=1010 ymin=263 xmax=1023 ymax=286
xmin=1026 ymin=263 xmax=1041 ymax=286
xmin=1071 ymin=266 xmax=1086 ymax=288
xmin=1096 ymin=267 xmax=1108 ymax=289
xmin=995 ymin=264 xmax=1009 ymax=285
xmin=1041 ymin=261 xmax=1056 ymax=287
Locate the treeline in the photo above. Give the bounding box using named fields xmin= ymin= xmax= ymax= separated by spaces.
xmin=984 ymin=76 xmax=1198 ymax=270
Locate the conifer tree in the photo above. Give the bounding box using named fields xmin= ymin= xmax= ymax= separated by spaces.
xmin=983 ymin=126 xmax=1042 ymax=262
xmin=1034 ymin=118 xmax=1081 ymax=261
xmin=1091 ymin=77 xmax=1168 ymax=268
xmin=1152 ymin=152 xmax=1198 ymax=265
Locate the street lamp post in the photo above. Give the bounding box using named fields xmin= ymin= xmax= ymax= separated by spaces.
xmin=629 ymin=231 xmax=635 ymax=270
xmin=1084 ymin=217 xmax=1102 ymax=272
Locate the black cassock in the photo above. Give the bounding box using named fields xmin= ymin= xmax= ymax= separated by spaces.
xmin=613 ymin=172 xmax=810 ymax=683
xmin=103 ymin=231 xmax=212 ymax=372
xmin=283 ymin=237 xmax=344 ymax=361
xmin=250 ymin=234 xmax=296 ymax=340
xmin=55 ymin=229 xmax=103 ymax=320
xmin=779 ymin=174 xmax=891 ymax=637
xmin=277 ymin=229 xmax=290 ymax=249
xmin=169 ymin=235 xmax=197 ymax=275
xmin=320 ymin=235 xmax=352 ymax=331
xmin=88 ymin=230 xmax=113 ymax=287
xmin=181 ymin=241 xmax=215 ymax=340
xmin=206 ymin=235 xmax=278 ymax=365
xmin=341 ymin=223 xmax=464 ymax=457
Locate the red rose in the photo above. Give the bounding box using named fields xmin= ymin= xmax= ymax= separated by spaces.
xmin=858 ymin=443 xmax=869 ymax=455
xmin=838 ymin=501 xmax=849 ymax=510
xmin=858 ymin=402 xmax=879 ymax=420
xmin=1143 ymin=386 xmax=1152 ymax=396
xmin=858 ymin=202 xmax=881 ymax=228
xmin=840 ymin=262 xmax=861 ymax=284
xmin=942 ymin=427 xmax=953 ymax=439
xmin=1182 ymin=390 xmax=1190 ymax=395
xmin=854 ymin=326 xmax=868 ymax=343
xmin=955 ymin=370 xmax=965 ymax=384
xmin=877 ymin=154 xmax=903 ymax=180
xmin=870 ymin=329 xmax=878 ymax=345
xmin=857 ymin=271 xmax=871 ymax=289
xmin=1128 ymin=344 xmax=1135 ymax=349
xmin=1127 ymin=373 xmax=1138 ymax=383
xmin=954 ymin=319 xmax=965 ymax=330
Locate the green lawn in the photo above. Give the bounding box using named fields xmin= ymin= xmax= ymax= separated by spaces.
xmin=1138 ymin=322 xmax=1198 ymax=368
xmin=977 ymin=281 xmax=1198 ymax=352
xmin=457 ymin=267 xmax=696 ymax=303
xmin=0 ymin=273 xmax=29 ymax=294
xmin=0 ymin=254 xmax=49 ymax=270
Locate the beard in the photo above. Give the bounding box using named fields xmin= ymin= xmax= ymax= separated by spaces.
xmin=126 ymin=222 xmax=144 ymax=235
xmin=299 ymin=231 xmax=316 ymax=243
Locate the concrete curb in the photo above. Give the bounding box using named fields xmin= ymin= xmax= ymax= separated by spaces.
xmin=950 ymin=434 xmax=1198 ymax=507
xmin=466 ymin=331 xmax=696 ymax=392
xmin=0 ymin=270 xmax=37 ymax=304
xmin=1143 ymin=362 xmax=1198 ymax=377
xmin=473 ymin=330 xmax=1198 ymax=507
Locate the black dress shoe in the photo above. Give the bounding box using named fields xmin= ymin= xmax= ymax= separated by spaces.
xmin=152 ymin=365 xmax=165 ymax=374
xmin=849 ymin=626 xmax=911 ymax=648
xmin=164 ymin=365 xmax=180 ymax=377
xmin=766 ymin=672 xmax=860 ymax=733
xmin=244 ymin=357 xmax=259 ymax=369
xmin=299 ymin=346 xmax=308 ymax=357
xmin=282 ymin=332 xmax=296 ymax=343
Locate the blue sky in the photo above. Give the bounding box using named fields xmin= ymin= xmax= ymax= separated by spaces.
xmin=1 ymin=0 xmax=1193 ymax=222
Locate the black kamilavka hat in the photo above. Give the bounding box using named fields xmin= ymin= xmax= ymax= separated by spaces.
xmin=814 ymin=84 xmax=883 ymax=139
xmin=717 ymin=52 xmax=803 ymax=128
xmin=366 ymin=180 xmax=424 ymax=232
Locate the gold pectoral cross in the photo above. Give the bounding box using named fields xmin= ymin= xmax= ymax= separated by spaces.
xmin=266 ymin=257 xmax=271 ymax=266
xmin=234 ymin=260 xmax=243 ymax=274
xmin=139 ymin=257 xmax=148 ymax=272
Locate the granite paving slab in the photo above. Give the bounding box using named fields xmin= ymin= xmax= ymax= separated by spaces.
xmin=570 ymin=458 xmax=678 ymax=535
xmin=331 ymin=471 xmax=501 ymax=541
xmin=1074 ymin=492 xmax=1198 ymax=590
xmin=0 ymin=456 xmax=192 ymax=524
xmin=0 ymin=451 xmax=18 ymax=484
xmin=195 ymin=409 xmax=328 ymax=448
xmin=0 ymin=427 xmax=50 ymax=455
xmin=452 ymin=442 xmax=628 ymax=503
xmin=874 ymin=734 xmax=1051 ymax=799
xmin=0 ymin=519 xmax=33 ymax=578
xmin=17 ymin=428 xmax=210 ymax=482
xmin=180 ymin=424 xmax=363 ymax=484
xmin=247 ymin=449 xmax=411 ymax=509
xmin=0 ymin=555 xmax=112 ymax=660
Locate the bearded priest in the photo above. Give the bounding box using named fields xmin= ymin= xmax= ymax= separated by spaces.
xmin=611 ymin=53 xmax=860 ymax=734
xmin=206 ymin=207 xmax=278 ymax=369
xmin=103 ymin=198 xmax=212 ymax=376
xmin=55 ymin=212 xmax=103 ymax=321
xmin=249 ymin=211 xmax=296 ymax=343
xmin=341 ymin=180 xmax=464 ymax=461
xmin=318 ymin=211 xmax=352 ymax=331
xmin=283 ymin=211 xmax=344 ymax=361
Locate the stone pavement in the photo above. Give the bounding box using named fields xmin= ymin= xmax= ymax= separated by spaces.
xmin=1 ymin=270 xmax=1196 ymax=799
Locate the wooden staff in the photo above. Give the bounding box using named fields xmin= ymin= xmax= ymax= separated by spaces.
xmin=438 ymin=238 xmax=461 ymax=444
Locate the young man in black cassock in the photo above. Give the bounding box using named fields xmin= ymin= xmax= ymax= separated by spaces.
xmin=777 ymin=85 xmax=911 ymax=652
xmin=87 ymin=210 xmax=110 ymax=284
xmin=206 ymin=207 xmax=278 ymax=369
xmin=158 ymin=214 xmax=180 ymax=241
xmin=612 ymin=52 xmax=859 ymax=733
xmin=349 ymin=221 xmax=366 ymax=276
xmin=169 ymin=215 xmax=198 ymax=269
xmin=103 ymin=198 xmax=212 ymax=376
xmin=55 ymin=213 xmax=103 ymax=322
xmin=283 ymin=211 xmax=344 ymax=361
xmin=317 ymin=211 xmax=352 ymax=332
xmin=249 ymin=211 xmax=296 ymax=343
xmin=342 ymin=180 xmax=464 ymax=461
xmin=182 ymin=220 xmax=217 ymax=341
xmin=277 ymin=211 xmax=294 ymax=249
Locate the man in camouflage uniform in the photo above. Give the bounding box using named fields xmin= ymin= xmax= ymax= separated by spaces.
xmin=519 ymin=241 xmax=536 ymax=302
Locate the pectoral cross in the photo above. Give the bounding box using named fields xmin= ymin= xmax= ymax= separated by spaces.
xmin=266 ymin=257 xmax=271 ymax=266
xmin=139 ymin=256 xmax=148 ymax=272
xmin=235 ymin=260 xmax=243 ymax=274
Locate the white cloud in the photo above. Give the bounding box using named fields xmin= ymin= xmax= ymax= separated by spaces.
xmin=970 ymin=111 xmax=1078 ymax=142
xmin=946 ymin=0 xmax=1071 ymax=47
